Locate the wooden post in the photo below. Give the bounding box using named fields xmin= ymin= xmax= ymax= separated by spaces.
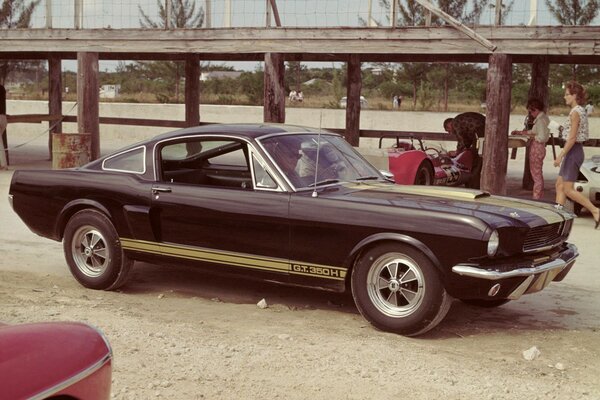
xmin=345 ymin=54 xmax=362 ymax=147
xmin=390 ymin=0 xmax=398 ymax=28
xmin=165 ymin=0 xmax=172 ymax=29
xmin=495 ymin=0 xmax=503 ymax=25
xmin=0 ymin=85 xmax=7 ymax=166
xmin=205 ymin=0 xmax=211 ymax=28
xmin=481 ymin=53 xmax=512 ymax=195
xmin=263 ymin=53 xmax=285 ymax=123
xmin=522 ymin=55 xmax=549 ymax=189
xmin=185 ymin=55 xmax=200 ymax=127
xmin=48 ymin=56 xmax=62 ymax=159
xmin=74 ymin=0 xmax=83 ymax=29
xmin=46 ymin=0 xmax=52 ymax=29
xmin=77 ymin=52 xmax=100 ymax=160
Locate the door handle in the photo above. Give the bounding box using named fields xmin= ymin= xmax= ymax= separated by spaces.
xmin=152 ymin=186 xmax=172 ymax=194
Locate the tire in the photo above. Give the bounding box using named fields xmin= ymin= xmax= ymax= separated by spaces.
xmin=573 ymin=202 xmax=582 ymax=216
xmin=460 ymin=299 xmax=510 ymax=308
xmin=351 ymin=243 xmax=452 ymax=336
xmin=413 ymin=161 xmax=433 ymax=185
xmin=63 ymin=209 xmax=133 ymax=290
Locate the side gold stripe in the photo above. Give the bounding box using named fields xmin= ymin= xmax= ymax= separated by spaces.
xmin=120 ymin=238 xmax=346 ymax=281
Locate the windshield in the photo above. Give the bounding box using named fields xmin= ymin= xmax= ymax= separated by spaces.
xmin=260 ymin=133 xmax=382 ymax=189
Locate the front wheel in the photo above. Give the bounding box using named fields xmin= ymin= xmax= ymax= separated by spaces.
xmin=351 ymin=243 xmax=452 ymax=336
xmin=63 ymin=209 xmax=132 ymax=290
xmin=414 ymin=161 xmax=434 ymax=185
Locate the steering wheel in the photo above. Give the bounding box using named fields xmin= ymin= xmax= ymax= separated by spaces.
xmin=425 ymin=147 xmax=441 ymax=158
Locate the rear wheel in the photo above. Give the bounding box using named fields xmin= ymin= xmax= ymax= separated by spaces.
xmin=63 ymin=209 xmax=132 ymax=290
xmin=414 ymin=161 xmax=433 ymax=185
xmin=351 ymin=243 xmax=452 ymax=336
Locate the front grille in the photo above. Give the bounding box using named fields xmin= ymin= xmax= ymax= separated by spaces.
xmin=523 ymin=222 xmax=564 ymax=252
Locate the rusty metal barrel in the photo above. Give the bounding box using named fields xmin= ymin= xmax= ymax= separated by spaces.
xmin=52 ymin=133 xmax=91 ymax=169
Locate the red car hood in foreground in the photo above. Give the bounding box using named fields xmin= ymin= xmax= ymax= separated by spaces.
xmin=0 ymin=321 xmax=112 ymax=400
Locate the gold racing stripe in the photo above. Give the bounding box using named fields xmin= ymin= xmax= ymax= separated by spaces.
xmin=119 ymin=238 xmax=346 ymax=280
xmin=343 ymin=183 xmax=564 ymax=224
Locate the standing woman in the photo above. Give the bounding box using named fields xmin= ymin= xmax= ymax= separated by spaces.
xmin=554 ymin=81 xmax=600 ymax=228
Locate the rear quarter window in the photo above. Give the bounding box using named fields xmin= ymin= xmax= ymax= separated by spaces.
xmin=102 ymin=146 xmax=146 ymax=174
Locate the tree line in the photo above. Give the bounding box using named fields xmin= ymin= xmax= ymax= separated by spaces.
xmin=1 ymin=0 xmax=599 ymax=111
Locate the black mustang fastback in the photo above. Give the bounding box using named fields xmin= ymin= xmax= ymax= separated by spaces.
xmin=9 ymin=124 xmax=578 ymax=336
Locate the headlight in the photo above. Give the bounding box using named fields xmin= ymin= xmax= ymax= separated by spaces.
xmin=487 ymin=230 xmax=499 ymax=256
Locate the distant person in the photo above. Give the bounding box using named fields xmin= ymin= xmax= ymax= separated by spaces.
xmin=585 ymin=103 xmax=594 ymax=115
xmin=297 ymin=91 xmax=304 ymax=102
xmin=289 ymin=90 xmax=297 ymax=101
xmin=398 ymin=95 xmax=402 ymax=108
xmin=511 ymin=98 xmax=550 ymax=200
xmin=392 ymin=95 xmax=399 ymax=109
xmin=553 ymin=81 xmax=599 ymax=229
xmin=443 ymin=112 xmax=486 ymax=154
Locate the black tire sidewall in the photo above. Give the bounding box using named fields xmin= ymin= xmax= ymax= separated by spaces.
xmin=414 ymin=161 xmax=433 ymax=185
xmin=63 ymin=209 xmax=125 ymax=290
xmin=351 ymin=243 xmax=447 ymax=336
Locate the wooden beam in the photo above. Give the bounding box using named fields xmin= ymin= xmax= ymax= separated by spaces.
xmin=481 ymin=53 xmax=512 ymax=195
xmin=263 ymin=53 xmax=285 ymax=123
xmin=345 ymin=54 xmax=362 ymax=147
xmin=6 ymin=114 xmax=62 ymax=123
xmin=77 ymin=52 xmax=100 ymax=160
xmin=1 ymin=27 xmax=599 ymax=57
xmin=269 ymin=0 xmax=282 ymax=27
xmin=62 ymin=115 xmax=188 ymax=128
xmin=412 ymin=0 xmax=496 ymax=50
xmin=185 ymin=54 xmax=200 ymax=127
xmin=48 ymin=56 xmax=62 ymax=157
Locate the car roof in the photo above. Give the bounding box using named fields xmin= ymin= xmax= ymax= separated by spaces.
xmin=152 ymin=123 xmax=326 ymax=142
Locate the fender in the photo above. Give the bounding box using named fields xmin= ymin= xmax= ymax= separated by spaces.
xmin=55 ymin=199 xmax=113 ymax=240
xmin=344 ymin=232 xmax=443 ymax=276
xmin=387 ymin=149 xmax=429 ymax=184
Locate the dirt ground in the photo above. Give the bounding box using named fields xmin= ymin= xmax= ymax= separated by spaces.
xmin=1 ymin=141 xmax=600 ymax=400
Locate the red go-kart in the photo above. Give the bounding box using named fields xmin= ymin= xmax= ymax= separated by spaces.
xmin=358 ymin=136 xmax=482 ymax=188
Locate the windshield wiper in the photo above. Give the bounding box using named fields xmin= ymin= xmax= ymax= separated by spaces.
xmin=307 ymin=179 xmax=340 ymax=188
xmin=356 ymin=176 xmax=381 ymax=181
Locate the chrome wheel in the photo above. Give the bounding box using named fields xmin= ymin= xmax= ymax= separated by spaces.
xmin=366 ymin=253 xmax=425 ymax=318
xmin=71 ymin=225 xmax=110 ymax=278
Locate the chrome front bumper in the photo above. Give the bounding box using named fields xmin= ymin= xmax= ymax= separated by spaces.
xmin=452 ymin=243 xmax=578 ymax=300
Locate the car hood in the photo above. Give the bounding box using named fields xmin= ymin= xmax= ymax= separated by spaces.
xmin=321 ymin=182 xmax=570 ymax=228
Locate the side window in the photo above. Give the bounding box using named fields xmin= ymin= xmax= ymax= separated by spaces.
xmin=103 ymin=146 xmax=145 ymax=174
xmin=252 ymin=155 xmax=277 ymax=189
xmin=159 ymin=138 xmax=252 ymax=189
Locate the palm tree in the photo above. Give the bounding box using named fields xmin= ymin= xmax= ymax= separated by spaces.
xmin=139 ymin=0 xmax=204 ymax=29
xmin=138 ymin=0 xmax=205 ymax=101
xmin=545 ymin=0 xmax=599 ymax=79
xmin=0 ymin=0 xmax=41 ymax=85
xmin=545 ymin=0 xmax=599 ymax=25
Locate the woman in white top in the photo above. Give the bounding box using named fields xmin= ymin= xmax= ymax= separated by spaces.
xmin=512 ymin=98 xmax=550 ymax=200
xmin=553 ymin=81 xmax=600 ymax=229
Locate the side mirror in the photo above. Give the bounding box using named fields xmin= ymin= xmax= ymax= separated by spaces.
xmin=379 ymin=170 xmax=395 ymax=182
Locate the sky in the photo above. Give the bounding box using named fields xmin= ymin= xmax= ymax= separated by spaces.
xmin=30 ymin=0 xmax=600 ymax=72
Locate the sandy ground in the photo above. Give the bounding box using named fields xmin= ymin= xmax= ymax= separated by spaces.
xmin=1 ymin=133 xmax=600 ymax=400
